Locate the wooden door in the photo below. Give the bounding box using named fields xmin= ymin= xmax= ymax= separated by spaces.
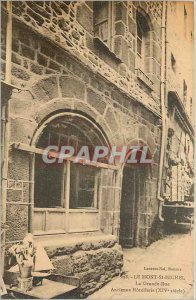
xmin=119 ymin=166 xmax=138 ymax=247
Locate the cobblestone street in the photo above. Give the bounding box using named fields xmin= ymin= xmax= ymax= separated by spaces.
xmin=89 ymin=231 xmax=194 ymax=300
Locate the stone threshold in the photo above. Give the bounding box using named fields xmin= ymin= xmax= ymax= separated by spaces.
xmin=34 ymin=232 xmax=118 ymax=248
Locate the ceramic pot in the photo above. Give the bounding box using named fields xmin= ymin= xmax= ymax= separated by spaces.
xmin=19 ymin=264 xmax=33 ymax=278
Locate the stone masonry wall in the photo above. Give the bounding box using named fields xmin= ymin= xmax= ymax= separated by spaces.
xmin=2 ymin=1 xmax=162 ymax=250
xmin=2 ymin=2 xmax=163 ymax=295
xmin=45 ymin=236 xmax=123 ymax=297
xmin=1 ymin=1 xmax=162 ymax=114
xmin=5 ymin=74 xmax=161 ymax=244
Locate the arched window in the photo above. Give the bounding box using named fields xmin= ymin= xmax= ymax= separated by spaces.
xmin=34 ymin=114 xmax=109 ymax=234
xmin=136 ymin=11 xmax=150 ymax=72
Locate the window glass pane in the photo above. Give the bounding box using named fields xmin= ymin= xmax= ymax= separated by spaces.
xmin=34 ymin=115 xmax=107 ymax=215
xmin=98 ymin=21 xmax=108 ymax=43
xmin=70 ymin=163 xmax=99 ymax=209
xmin=94 ymin=1 xmax=109 ymax=45
xmin=137 ymin=37 xmax=142 ymax=56
xmin=137 ymin=55 xmax=142 ymax=69
xmin=136 ymin=12 xmax=150 ymax=72
xmin=137 ymin=24 xmax=143 ymax=40
xmin=94 ymin=1 xmax=108 ymax=25
xmin=34 ymin=155 xmax=64 ymax=208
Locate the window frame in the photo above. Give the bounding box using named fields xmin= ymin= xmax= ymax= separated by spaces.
xmin=34 ymin=153 xmax=101 ymax=235
xmin=93 ymin=1 xmax=115 ymax=52
xmin=135 ymin=11 xmax=153 ymax=90
xmin=69 ymin=161 xmax=100 ymax=210
xmin=136 ymin=21 xmax=145 ymax=71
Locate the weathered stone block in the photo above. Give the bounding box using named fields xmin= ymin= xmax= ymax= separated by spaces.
xmin=59 ymin=77 xmax=85 ymax=100
xmin=7 ymin=190 xmax=23 ymax=203
xmin=100 ymin=212 xmax=113 ymax=234
xmin=115 ymin=2 xmax=127 ymax=24
xmin=11 ymin=65 xmax=31 ymax=81
xmin=21 ymin=44 xmax=35 ymax=60
xmin=101 ymin=187 xmax=115 ymax=211
xmin=31 ymin=76 xmax=59 ymax=102
xmin=105 ymin=107 xmax=119 ymax=133
xmin=48 ymin=60 xmax=61 ymax=72
xmin=12 ymin=39 xmax=20 ymax=53
xmin=23 ymin=182 xmax=30 ymax=203
xmin=114 ymin=36 xmax=129 ymax=65
xmin=101 ymin=169 xmax=115 ymax=187
xmin=9 ymin=117 xmax=37 ymax=145
xmin=147 ymin=131 xmax=156 ymax=154
xmin=76 ymin=269 xmax=95 ymax=284
xmin=80 ymin=242 xmax=92 ymax=251
xmin=128 ymin=16 xmax=136 ymax=36
xmin=13 ymin=20 xmax=38 ymax=49
xmin=139 ymin=125 xmax=147 ymax=142
xmin=76 ymin=3 xmax=93 ymax=33
xmin=40 ymin=41 xmax=56 ymax=59
xmin=6 ymin=203 xmax=28 ymax=242
xmin=153 ymin=42 xmax=161 ymax=63
xmin=115 ymin=21 xmax=125 ymax=35
xmin=12 ymin=53 xmax=22 ymax=66
xmin=37 ymin=53 xmax=48 ymax=67
xmin=8 ymin=150 xmax=29 ymax=181
xmin=87 ymin=88 xmax=106 ymax=115
xmin=46 ymin=244 xmax=78 ymax=258
xmin=74 ymin=101 xmax=99 ymax=122
xmin=151 ymin=74 xmax=161 ymax=95
xmin=34 ymin=98 xmax=74 ymax=124
xmin=52 ymin=255 xmax=74 ymax=276
xmin=30 ymin=62 xmax=44 ymax=75
xmin=90 ymin=241 xmax=104 ymax=250
xmin=129 ymin=49 xmax=135 ymax=72
xmin=153 ymin=20 xmax=162 ymax=38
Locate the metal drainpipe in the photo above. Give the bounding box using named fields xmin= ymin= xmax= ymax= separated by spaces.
xmin=158 ymin=1 xmax=167 ymax=221
xmin=1 ymin=1 xmax=12 ymax=276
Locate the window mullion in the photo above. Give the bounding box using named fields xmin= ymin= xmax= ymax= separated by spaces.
xmin=61 ymin=162 xmax=66 ymax=207
xmin=65 ymin=160 xmax=70 ymax=233
xmin=141 ymin=35 xmax=145 ymax=71
xmin=93 ymin=173 xmax=99 ymax=209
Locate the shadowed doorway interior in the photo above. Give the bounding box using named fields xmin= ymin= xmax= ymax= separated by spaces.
xmin=119 ymin=166 xmax=141 ymax=248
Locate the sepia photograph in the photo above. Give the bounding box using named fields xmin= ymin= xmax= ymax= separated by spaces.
xmin=1 ymin=1 xmax=195 ymax=299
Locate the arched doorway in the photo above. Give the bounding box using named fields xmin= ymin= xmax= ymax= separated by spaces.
xmin=33 ymin=112 xmax=110 ymax=235
xmin=119 ymin=166 xmax=140 ymax=248
xmin=119 ymin=144 xmax=152 ymax=248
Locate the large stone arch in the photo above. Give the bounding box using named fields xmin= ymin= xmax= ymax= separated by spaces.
xmin=9 ymin=75 xmax=120 ymax=147
xmin=31 ymin=98 xmax=111 ymax=145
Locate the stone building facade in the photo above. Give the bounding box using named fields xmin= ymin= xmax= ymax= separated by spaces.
xmin=1 ymin=1 xmax=193 ymax=297
xmin=163 ymin=2 xmax=194 ymax=208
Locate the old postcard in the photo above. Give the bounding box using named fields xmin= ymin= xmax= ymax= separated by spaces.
xmin=1 ymin=1 xmax=194 ymax=299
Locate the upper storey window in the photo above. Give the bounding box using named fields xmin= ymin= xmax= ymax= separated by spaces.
xmin=136 ymin=19 xmax=143 ymax=70
xmin=94 ymin=1 xmax=114 ymax=51
xmin=136 ymin=11 xmax=153 ymax=89
xmin=136 ymin=12 xmax=150 ymax=72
